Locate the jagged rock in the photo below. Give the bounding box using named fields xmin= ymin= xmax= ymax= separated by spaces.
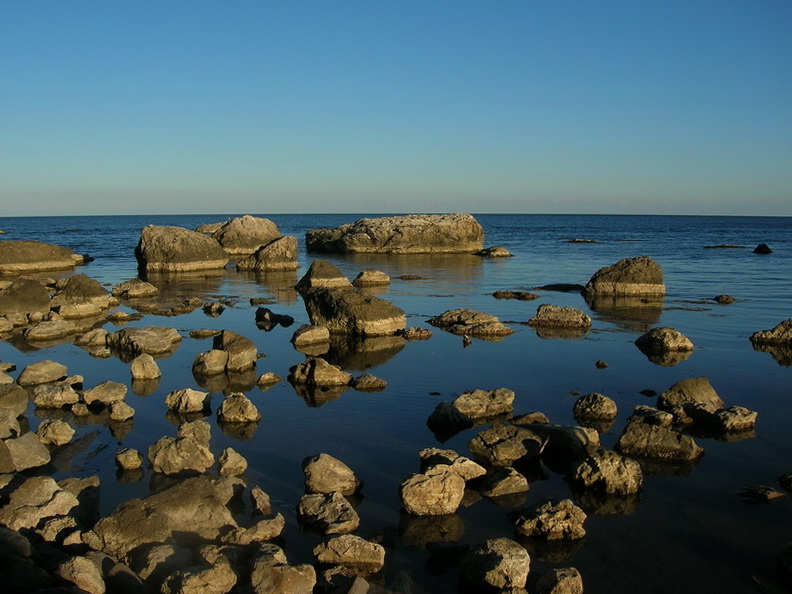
xmin=203 ymin=301 xmax=225 ymax=317
xmin=432 ymin=388 xmax=515 ymax=426
xmin=192 ymin=349 xmax=230 ymax=376
xmin=303 ymin=453 xmax=362 ymax=496
xmin=615 ymin=420 xmax=704 ymax=461
xmin=569 ymin=450 xmax=643 ymax=495
xmin=217 ymin=392 xmax=261 ymax=423
xmin=147 ymin=435 xmax=215 ymax=474
xmin=468 ymin=424 xmax=544 ymax=466
xmin=289 ymin=357 xmax=353 ymax=387
xmin=236 ymin=236 xmax=298 ymax=271
xmin=83 ymin=381 xmax=127 ymax=405
xmin=352 ymin=270 xmax=391 ymax=287
xmin=0 ymin=384 xmax=29 ymax=417
xmin=511 ymin=499 xmax=587 ymax=540
xmin=37 ymin=419 xmax=75 ymax=446
xmin=178 ymin=420 xmax=212 ymax=445
xmin=52 ymin=273 xmax=111 ymax=308
xmin=223 ymin=514 xmax=286 ymax=545
xmin=750 ymin=318 xmax=792 ymax=346
xmin=0 ymin=476 xmax=79 ymax=530
xmin=55 ymin=555 xmax=106 ymax=594
xmin=17 ymin=359 xmax=68 ymax=386
xmin=213 ymin=330 xmax=258 ymax=371
xmin=160 ymin=554 xmax=238 ymax=594
xmin=419 ymin=448 xmax=487 ymax=482
xmin=129 ymin=353 xmax=161 ymax=380
xmin=257 ymin=372 xmax=283 ymax=388
xmin=400 ymin=327 xmax=433 ymax=340
xmin=399 ymin=465 xmax=466 ymax=516
xmin=297 ymin=492 xmax=360 ymax=534
xmin=528 ymin=304 xmax=592 ymax=328
xmin=211 ymin=215 xmax=281 ymax=255
xmin=636 ymin=327 xmax=694 ymax=354
xmin=109 ymin=401 xmax=135 ymax=421
xmin=250 ymin=546 xmax=317 ymax=594
xmin=0 ymin=239 xmax=83 ymax=273
xmin=218 ymin=447 xmax=248 ymax=476
xmin=86 ymin=476 xmax=237 ymax=558
xmin=313 ymin=534 xmax=386 ymax=572
xmin=250 ymin=486 xmax=273 ymax=516
xmin=657 ymin=377 xmax=724 ymax=410
xmin=686 ymin=404 xmax=758 ymax=432
xmin=130 ymin=543 xmax=194 ymax=588
xmin=165 ymin=388 xmax=210 ymax=413
xmin=351 ymin=374 xmax=387 ymax=391
xmin=0 ymin=278 xmax=51 ymax=315
xmin=536 ymin=567 xmax=584 ymax=594
xmin=0 ymin=408 xmax=20 ymax=439
xmin=0 ymin=431 xmax=50 ymax=471
xmin=428 ymin=308 xmax=513 ymax=337
xmin=31 ymin=381 xmax=80 ymax=408
xmin=476 ymin=245 xmax=513 ymax=258
xmin=296 ymin=259 xmax=353 ymax=292
xmin=582 ymin=256 xmax=666 ymax=297
xmin=135 ymin=225 xmax=229 ymax=272
xmin=305 ymin=213 xmax=484 ymax=254
xmin=459 ymin=537 xmax=530 ymax=591
xmin=115 ymin=448 xmax=144 ymax=470
xmin=300 ymin=287 xmax=406 ymax=336
xmin=479 ymin=467 xmax=530 ymax=498
xmin=107 ymin=326 xmax=182 ymax=357
xmin=112 ymin=278 xmax=159 ymax=299
xmin=23 ymin=317 xmax=81 ymax=341
xmin=573 ymin=393 xmax=618 ymax=420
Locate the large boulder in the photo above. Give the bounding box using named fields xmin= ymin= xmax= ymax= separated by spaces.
xmin=300 ymin=287 xmax=406 ymax=336
xmin=656 ymin=377 xmax=724 ymax=410
xmin=236 ymin=236 xmax=298 ymax=271
xmin=582 ymin=256 xmax=666 ymax=297
xmin=313 ymin=534 xmax=386 ymax=572
xmin=17 ymin=359 xmax=68 ymax=386
xmin=0 ymin=476 xmax=79 ymax=530
xmin=615 ymin=420 xmax=704 ymax=461
xmin=52 ymin=274 xmax=111 ymax=308
xmin=211 ymin=215 xmax=281 ymax=255
xmin=568 ymin=450 xmax=643 ymax=495
xmin=0 ymin=278 xmax=51 ymax=316
xmin=135 ymin=225 xmax=229 ymax=272
xmin=459 ymin=537 xmax=530 ymax=592
xmin=511 ymin=499 xmax=587 ymax=540
xmin=305 ymin=213 xmax=484 ymax=254
xmin=400 ymin=465 xmax=466 ymax=516
xmin=302 ymin=453 xmax=362 ymax=496
xmin=0 ymin=240 xmax=84 ymax=273
xmin=147 ymin=435 xmax=215 ymax=475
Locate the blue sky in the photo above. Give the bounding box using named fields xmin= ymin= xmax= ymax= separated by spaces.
xmin=2 ymin=1 xmax=790 ymax=216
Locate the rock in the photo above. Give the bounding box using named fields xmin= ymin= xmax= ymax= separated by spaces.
xmin=257 ymin=372 xmax=283 ymax=388
xmin=250 ymin=548 xmax=317 ymax=594
xmin=23 ymin=317 xmax=81 ymax=341
xmin=352 ymin=269 xmax=391 ymax=287
xmin=313 ymin=534 xmax=386 ymax=572
xmin=86 ymin=476 xmax=237 ymax=558
xmin=255 ymin=307 xmax=294 ymax=330
xmin=714 ymin=294 xmax=735 ymax=304
xmin=236 ymin=236 xmax=298 ymax=271
xmin=573 ymin=393 xmax=618 ymax=420
xmin=300 ymin=287 xmax=406 ymax=336
xmin=83 ymin=380 xmax=127 ymax=405
xmin=468 ymin=424 xmax=545 ymax=466
xmin=750 ymin=318 xmax=792 ymax=346
xmin=178 ymin=420 xmax=212 ymax=445
xmin=56 ymin=555 xmax=106 ymax=594
xmin=147 ymin=435 xmax=215 ymax=474
xmin=399 ymin=465 xmax=466 ymax=515
xmin=212 ymin=215 xmax=281 ymax=255
xmin=0 ymin=410 xmax=20 ymax=440
xmin=528 ymin=304 xmax=592 ymax=328
xmin=478 ymin=467 xmax=530 ymax=498
xmin=135 ymin=224 xmax=229 ymax=272
xmin=451 ymin=387 xmax=515 ymax=421
xmin=582 ymin=256 xmax=666 ymax=297
xmin=160 ymin=554 xmax=238 ymax=594
xmin=112 ymin=278 xmax=159 ymax=299
xmin=218 ymin=447 xmax=248 ymax=476
xmin=217 ymin=392 xmax=262 ymax=423
xmin=657 ymin=377 xmax=725 ymax=410
xmin=753 ymin=243 xmax=772 ymax=254
xmin=291 ymin=324 xmax=331 ymax=347
xmin=306 ymin=213 xmax=484 ymax=254
xmin=202 ymin=301 xmax=225 ymax=317
xmin=52 ymin=273 xmax=111 ymax=308
xmin=0 ymin=431 xmax=51 ymax=471
xmin=476 ymin=245 xmax=513 ymax=258
xmin=737 ymin=485 xmax=784 ymax=503
xmin=0 ymin=384 xmax=28 ymax=418
xmin=459 ymin=537 xmax=530 ymax=591
xmin=224 ymin=514 xmax=285 ymax=545
xmin=419 ymin=448 xmax=487 ymax=482
xmin=17 ymin=359 xmax=68 ymax=386
xmin=130 ymin=543 xmax=194 ymax=588
xmin=350 ymin=373 xmax=387 ymax=391
xmin=0 ymin=278 xmax=51 ymax=316
xmin=250 ymin=486 xmax=273 ymax=516
xmin=303 ymin=453 xmax=362 ymax=496
xmin=615 ymin=420 xmax=704 ymax=461
xmin=165 ymin=388 xmax=210 ymax=413
xmin=0 ymin=476 xmax=79 ymax=530
xmin=30 ymin=381 xmax=80 ymax=408
xmin=130 ymin=353 xmax=161 ymax=380
xmin=213 ymin=330 xmax=258 ymax=371
xmin=296 ymin=259 xmax=353 ymax=292
xmin=192 ymin=349 xmax=230 ymax=376
xmin=37 ymin=419 xmax=75 ymax=446
xmin=493 ymin=290 xmax=539 ymax=301
xmin=535 ymin=567 xmax=584 ymax=594
xmin=428 ymin=308 xmax=513 ymax=337
xmin=511 ymin=499 xmax=587 ymax=540
xmin=629 ymin=405 xmax=674 ymax=427
xmin=76 ymin=328 xmax=109 ymax=349
xmin=115 ymin=448 xmax=144 ymax=470
xmin=0 ymin=239 xmax=83 ymax=273
xmin=686 ymin=404 xmax=758 ymax=432
xmin=635 ymin=327 xmax=694 ymax=353
xmin=569 ymin=450 xmax=643 ymax=495
xmin=109 ymin=401 xmax=135 ymax=421
xmin=288 ymin=357 xmax=353 ymax=387
xmin=297 ymin=492 xmax=360 ymax=534
xmin=106 ymin=326 xmax=182 ymax=357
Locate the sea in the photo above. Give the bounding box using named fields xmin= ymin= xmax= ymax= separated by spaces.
xmin=1 ymin=213 xmax=791 ymax=593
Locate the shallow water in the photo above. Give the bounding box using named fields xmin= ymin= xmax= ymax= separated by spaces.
xmin=1 ymin=213 xmax=791 ymax=593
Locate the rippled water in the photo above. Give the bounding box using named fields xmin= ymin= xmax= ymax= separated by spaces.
xmin=1 ymin=213 xmax=791 ymax=593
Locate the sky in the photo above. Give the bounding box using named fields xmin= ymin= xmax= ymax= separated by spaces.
xmin=1 ymin=1 xmax=791 ymax=217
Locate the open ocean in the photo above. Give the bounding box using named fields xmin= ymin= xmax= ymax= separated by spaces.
xmin=1 ymin=213 xmax=791 ymax=593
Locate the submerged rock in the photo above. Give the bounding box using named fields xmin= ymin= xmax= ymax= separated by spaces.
xmin=476 ymin=246 xmax=513 ymax=258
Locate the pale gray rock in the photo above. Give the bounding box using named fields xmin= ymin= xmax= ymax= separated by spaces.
xmin=511 ymin=499 xmax=587 ymax=540
xmin=313 ymin=534 xmax=386 ymax=572
xmin=570 ymin=450 xmax=643 ymax=495
xmin=0 ymin=476 xmax=79 ymax=530
xmin=112 ymin=277 xmax=159 ymax=299
xmin=636 ymin=326 xmax=694 ymax=353
xmin=37 ymin=419 xmax=75 ymax=446
xmin=83 ymin=380 xmax=127 ymax=405
xmin=217 ymin=392 xmax=262 ymax=423
xmin=657 ymin=376 xmax=725 ymax=410
xmin=115 ymin=448 xmax=144 ymax=470
xmin=616 ymin=420 xmax=704 ymax=461
xmin=135 ymin=224 xmax=229 ymax=272
xmin=400 ymin=465 xmax=466 ymax=516
xmin=23 ymin=317 xmax=80 ymax=341
xmin=428 ymin=308 xmax=513 ymax=337
xmin=0 ymin=239 xmax=83 ymax=273
xmin=460 ymin=537 xmax=530 ymax=591
xmin=218 ymin=447 xmax=248 ymax=476
xmin=300 ymin=287 xmax=406 ymax=336
xmin=305 ymin=213 xmax=484 ymax=254
xmin=178 ymin=419 xmax=212 ymax=445
xmin=17 ymin=359 xmax=68 ymax=386
xmin=582 ymin=256 xmax=666 ymax=297
xmin=165 ymin=388 xmax=210 ymax=413
xmin=213 ymin=329 xmax=258 ymax=371
xmin=288 ymin=357 xmax=353 ymax=387
xmin=295 ymin=259 xmax=353 ymax=291
xmin=236 ymin=235 xmax=298 ymax=271
xmin=529 ymin=304 xmax=592 ymax=328
xmin=212 ymin=214 xmax=281 ymax=255
xmin=130 ymin=352 xmax=161 ymax=379
xmin=297 ymin=491 xmax=360 ymax=534
xmin=303 ymin=453 xmax=362 ymax=495
xmin=573 ymin=393 xmax=618 ymax=420
xmin=147 ymin=435 xmax=214 ymax=474
xmin=536 ymin=567 xmax=584 ymax=594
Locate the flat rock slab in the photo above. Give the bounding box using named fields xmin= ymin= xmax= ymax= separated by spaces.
xmin=301 ymin=287 xmax=406 ymax=336
xmin=0 ymin=240 xmax=83 ymax=273
xmin=135 ymin=225 xmax=229 ymax=272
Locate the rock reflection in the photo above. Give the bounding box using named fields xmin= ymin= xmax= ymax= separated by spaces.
xmin=116 ymin=467 xmax=145 ymax=484
xmin=342 ymin=253 xmax=484 ymax=287
xmin=573 ymin=416 xmax=617 ymax=435
xmin=532 ymin=326 xmax=589 ymax=340
xmin=217 ymin=420 xmax=259 ymax=441
xmin=572 ymin=490 xmax=642 ymax=516
xmin=638 ymin=349 xmax=693 ymax=366
xmin=584 ymin=295 xmax=664 ymax=333
xmin=291 ymin=382 xmax=349 ymax=407
xmin=629 ymin=455 xmax=701 ymax=478
xmin=109 ymin=420 xmax=134 ymax=440
xmin=323 ymin=335 xmax=406 ymax=370
xmin=131 ymin=378 xmax=160 ymax=397
xmin=751 ymin=343 xmax=792 ymax=366
xmin=166 ymin=410 xmax=210 ymax=429
xmin=398 ymin=511 xmax=465 ymax=547
xmin=193 ymin=369 xmax=258 ymax=394
xmin=514 ymin=535 xmax=584 ymax=563
xmin=238 ymin=270 xmax=299 ymax=304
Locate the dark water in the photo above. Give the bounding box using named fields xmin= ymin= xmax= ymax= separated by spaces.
xmin=1 ymin=213 xmax=791 ymax=593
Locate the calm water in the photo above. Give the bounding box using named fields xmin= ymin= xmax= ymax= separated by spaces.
xmin=1 ymin=213 xmax=791 ymax=593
